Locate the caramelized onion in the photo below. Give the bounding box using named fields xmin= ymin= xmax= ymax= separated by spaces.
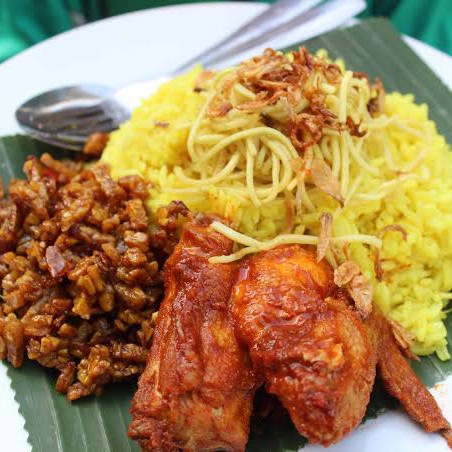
xmin=389 ymin=319 xmax=419 ymax=361
xmin=378 ymin=224 xmax=408 ymax=241
xmin=334 ymin=261 xmax=361 ymax=287
xmin=45 ymin=246 xmax=67 ymax=278
xmin=347 ymin=274 xmax=373 ymax=319
xmin=317 ymin=212 xmax=333 ymax=262
xmin=310 ymin=158 xmax=344 ymax=205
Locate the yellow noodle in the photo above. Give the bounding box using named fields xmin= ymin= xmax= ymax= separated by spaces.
xmin=246 ymin=143 xmax=260 ymax=207
xmin=174 ymin=152 xmax=240 ymax=186
xmin=338 ymin=70 xmax=352 ymax=123
xmin=345 ymin=133 xmax=379 ymax=176
xmin=103 ymin=51 xmax=452 ymax=357
xmin=340 ymin=133 xmax=349 ymax=196
xmin=209 ymin=221 xmax=381 ymax=263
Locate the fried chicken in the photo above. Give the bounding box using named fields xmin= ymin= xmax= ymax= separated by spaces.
xmin=232 ymin=244 xmax=451 ymax=447
xmin=130 ymin=233 xmax=452 ymax=450
xmin=369 ymin=309 xmax=452 ymax=447
xmin=129 ymin=217 xmax=258 ymax=451
xmin=231 ymin=245 xmax=377 ymax=446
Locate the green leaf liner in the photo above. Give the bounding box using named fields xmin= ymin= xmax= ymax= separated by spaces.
xmin=1 ymin=18 xmax=452 ymax=452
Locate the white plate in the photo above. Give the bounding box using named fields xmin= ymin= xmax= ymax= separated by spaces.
xmin=0 ymin=3 xmax=451 ymax=451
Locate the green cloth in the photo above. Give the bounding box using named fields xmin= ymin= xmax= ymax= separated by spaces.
xmin=0 ymin=0 xmax=102 ymax=61
xmin=362 ymin=0 xmax=452 ymax=57
xmin=105 ymin=0 xmax=227 ymax=16
xmin=0 ymin=0 xmax=451 ymax=63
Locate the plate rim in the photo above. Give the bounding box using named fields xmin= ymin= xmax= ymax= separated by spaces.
xmin=0 ymin=3 xmax=451 ymax=452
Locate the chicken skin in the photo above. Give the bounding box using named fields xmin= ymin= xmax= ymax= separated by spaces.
xmin=129 ymin=218 xmax=258 ymax=451
xmin=231 ymin=245 xmax=377 ymax=446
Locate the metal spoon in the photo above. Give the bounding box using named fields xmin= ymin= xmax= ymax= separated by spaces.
xmin=16 ymin=0 xmax=365 ymax=151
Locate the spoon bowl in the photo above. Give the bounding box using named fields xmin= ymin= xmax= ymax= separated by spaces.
xmin=14 ymin=0 xmax=365 ymax=150
xmin=16 ymin=85 xmax=129 ymax=150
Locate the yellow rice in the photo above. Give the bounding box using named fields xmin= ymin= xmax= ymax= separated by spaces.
xmin=102 ymin=67 xmax=452 ymax=359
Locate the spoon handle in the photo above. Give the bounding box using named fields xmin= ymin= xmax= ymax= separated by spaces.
xmin=172 ymin=0 xmax=321 ymax=75
xmin=171 ymin=0 xmax=365 ymax=75
xmin=115 ymin=0 xmax=365 ymax=111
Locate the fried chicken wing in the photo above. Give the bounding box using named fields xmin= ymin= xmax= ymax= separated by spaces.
xmin=129 ymin=218 xmax=258 ymax=451
xmin=231 ymin=245 xmax=377 ymax=446
xmin=369 ymin=310 xmax=452 ymax=446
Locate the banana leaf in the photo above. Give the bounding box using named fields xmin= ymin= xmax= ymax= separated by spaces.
xmin=1 ymin=17 xmax=452 ymax=452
